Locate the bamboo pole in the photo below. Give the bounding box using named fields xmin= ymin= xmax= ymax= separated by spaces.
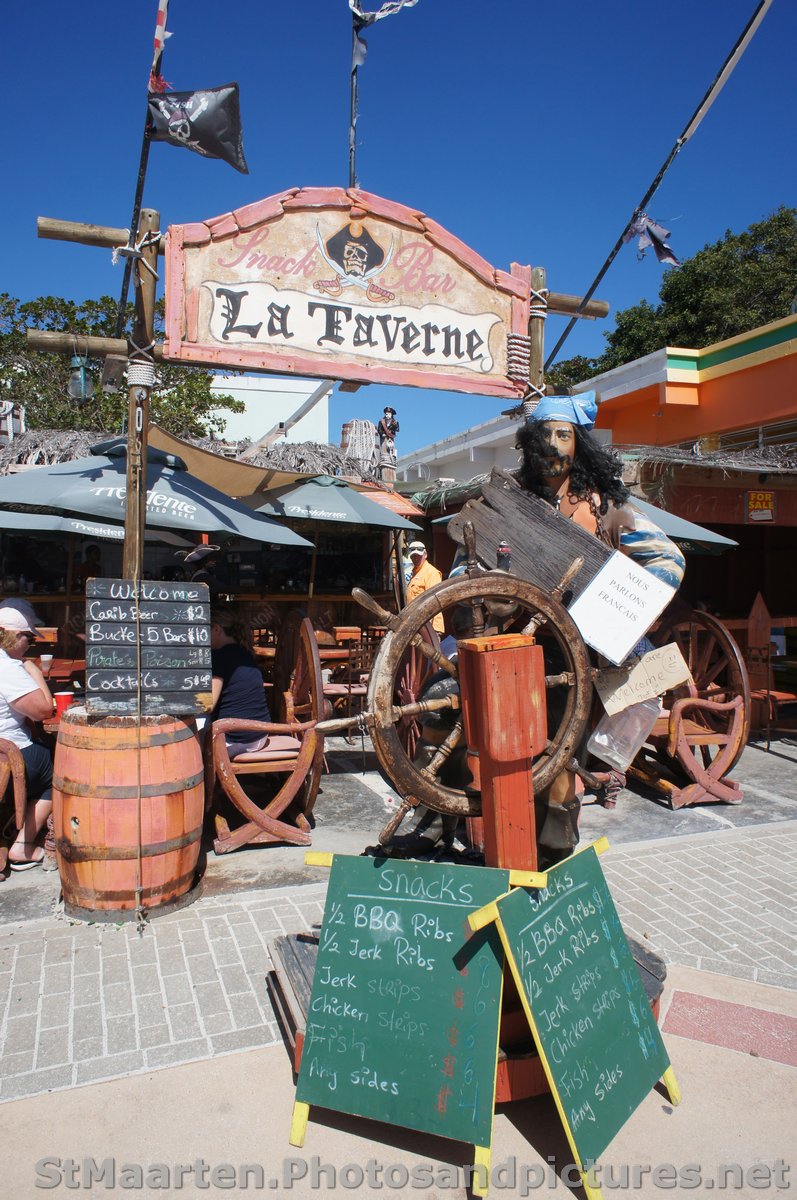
xmin=122 ymin=208 xmax=159 ymax=581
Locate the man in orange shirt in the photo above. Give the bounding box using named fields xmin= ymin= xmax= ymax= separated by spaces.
xmin=405 ymin=541 xmax=444 ymax=634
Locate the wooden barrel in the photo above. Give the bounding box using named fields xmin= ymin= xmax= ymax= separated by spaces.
xmin=52 ymin=708 xmax=204 ymax=919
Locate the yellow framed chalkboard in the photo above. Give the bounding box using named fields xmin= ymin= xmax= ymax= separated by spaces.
xmin=471 ymin=842 xmax=680 ymax=1200
xmin=290 ymin=854 xmax=544 ymax=1187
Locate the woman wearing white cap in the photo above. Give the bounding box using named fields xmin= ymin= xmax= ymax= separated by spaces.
xmin=0 ymin=602 xmax=55 ymax=870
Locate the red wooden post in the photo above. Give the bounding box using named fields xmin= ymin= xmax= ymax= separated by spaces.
xmin=457 ymin=634 xmax=547 ymax=871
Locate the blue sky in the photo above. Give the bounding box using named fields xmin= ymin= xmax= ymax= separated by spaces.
xmin=4 ymin=1 xmax=794 ymax=455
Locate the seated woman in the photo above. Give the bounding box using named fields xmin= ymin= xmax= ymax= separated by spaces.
xmin=0 ymin=603 xmax=55 ymax=870
xmin=210 ymin=608 xmax=271 ymax=758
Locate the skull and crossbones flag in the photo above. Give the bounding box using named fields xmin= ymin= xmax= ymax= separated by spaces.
xmin=147 ymin=83 xmax=249 ymax=174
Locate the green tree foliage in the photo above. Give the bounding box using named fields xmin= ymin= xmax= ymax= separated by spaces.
xmin=0 ymin=293 xmax=244 ymax=437
xmin=546 ymin=207 xmax=797 ymax=384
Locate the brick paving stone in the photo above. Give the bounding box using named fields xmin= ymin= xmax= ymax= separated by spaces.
xmin=179 ymin=930 xmax=211 ymax=956
xmin=72 ymin=946 xmax=101 ymax=975
xmin=210 ymin=937 xmax=242 ymax=968
xmin=184 ymin=953 xmax=218 ymax=986
xmin=12 ymin=951 xmax=44 ymax=984
xmin=7 ymin=981 xmax=41 ymax=1016
xmin=131 ymin=965 xmax=161 ymax=996
xmin=43 ymin=939 xmax=74 ymax=965
xmin=72 ymin=1004 xmax=104 ymax=1041
xmin=144 ymin=1039 xmax=209 ymax=1070
xmin=38 ymin=997 xmax=69 ymax=1031
xmin=217 ymin=964 xmax=250 ymax=996
xmin=134 ymin=993 xmax=168 ymax=1027
xmin=227 ymin=992 xmax=265 ymax=1029
xmin=42 ymin=963 xmax=72 ymax=995
xmin=138 ymin=1024 xmax=171 ymax=1050
xmin=209 ymin=1025 xmax=274 ymax=1055
xmin=168 ymin=1002 xmax=203 ymax=1042
xmin=3 ymin=1014 xmax=38 ymax=1054
xmin=193 ymin=981 xmax=229 ymax=1018
xmin=35 ymin=1026 xmax=71 ymax=1069
xmin=106 ymin=1017 xmax=140 ymax=1056
xmin=2 ymin=1064 xmax=75 ymax=1100
xmin=101 ymin=955 xmax=131 ymax=986
xmin=72 ymin=973 xmax=102 ymax=1007
xmin=103 ymin=982 xmax=134 ymax=1019
xmin=75 ymin=1051 xmax=146 ymax=1086
xmin=1 ymin=1049 xmax=35 ymax=1075
xmin=162 ymin=973 xmax=195 ymax=1007
xmin=202 ymin=1010 xmax=235 ymax=1035
xmin=73 ymin=1035 xmax=104 ymax=1061
xmin=156 ymin=948 xmax=187 ymax=977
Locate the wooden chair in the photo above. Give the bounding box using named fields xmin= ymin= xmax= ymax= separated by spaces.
xmin=207 ymin=616 xmax=325 ymax=855
xmin=0 ymin=739 xmax=27 ymax=876
xmin=745 ymin=593 xmax=797 ymax=739
xmin=322 ymin=638 xmax=370 ymax=732
xmin=629 ymin=608 xmax=749 ymax=808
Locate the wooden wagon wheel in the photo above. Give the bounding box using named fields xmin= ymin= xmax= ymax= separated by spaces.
xmin=658 ymin=607 xmax=751 ymax=772
xmin=394 ymin=622 xmax=442 ymax=760
xmin=366 ymin=572 xmax=593 ymax=818
xmin=272 ymin=611 xmax=325 ymax=816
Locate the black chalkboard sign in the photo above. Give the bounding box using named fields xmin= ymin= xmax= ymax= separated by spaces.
xmin=292 ymin=855 xmax=509 ymax=1153
xmin=85 ymin=578 xmax=212 ymax=716
xmin=493 ymin=846 xmax=673 ymax=1169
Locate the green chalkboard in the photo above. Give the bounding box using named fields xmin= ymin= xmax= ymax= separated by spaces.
xmin=295 ymin=855 xmax=509 ymax=1148
xmin=495 ymin=847 xmax=670 ymax=1166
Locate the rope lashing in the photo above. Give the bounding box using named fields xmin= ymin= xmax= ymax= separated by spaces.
xmin=112 ymin=230 xmax=161 ymax=282
xmin=127 ymin=360 xmax=156 ymax=388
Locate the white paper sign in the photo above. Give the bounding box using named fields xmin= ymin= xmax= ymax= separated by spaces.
xmin=594 ymin=643 xmax=691 ymax=715
xmin=567 ymin=552 xmax=675 ymax=666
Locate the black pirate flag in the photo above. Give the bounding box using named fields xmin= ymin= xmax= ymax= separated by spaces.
xmin=148 ymin=82 xmax=249 ymax=174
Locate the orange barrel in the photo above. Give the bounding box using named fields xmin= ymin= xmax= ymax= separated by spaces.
xmin=52 ymin=708 xmax=204 ymax=919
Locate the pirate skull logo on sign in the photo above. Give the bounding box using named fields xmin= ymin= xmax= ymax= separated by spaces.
xmin=314 ymin=221 xmax=395 ymax=303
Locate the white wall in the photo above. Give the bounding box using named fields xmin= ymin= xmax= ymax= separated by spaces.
xmin=210 ymin=375 xmax=330 ymax=444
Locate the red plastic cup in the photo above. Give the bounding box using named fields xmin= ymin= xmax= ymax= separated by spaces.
xmin=53 ymin=692 xmax=74 ymax=719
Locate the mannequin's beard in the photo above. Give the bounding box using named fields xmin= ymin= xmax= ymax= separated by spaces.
xmin=542 ymin=453 xmax=573 ymax=477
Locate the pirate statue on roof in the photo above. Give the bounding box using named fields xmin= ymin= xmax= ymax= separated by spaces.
xmin=377 ymin=406 xmax=400 ymax=480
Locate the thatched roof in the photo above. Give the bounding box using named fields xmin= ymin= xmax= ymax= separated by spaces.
xmin=190 ymin=437 xmax=379 ymax=481
xmin=620 ymin=441 xmax=797 ymax=474
xmin=0 ymin=429 xmax=104 ymax=474
xmin=0 ymin=428 xmax=379 ymax=483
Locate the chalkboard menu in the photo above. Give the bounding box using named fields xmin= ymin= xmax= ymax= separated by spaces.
xmin=85 ymin=578 xmax=212 ymax=716
xmin=494 ymin=846 xmax=671 ymax=1167
xmin=294 ymin=855 xmax=509 ymax=1150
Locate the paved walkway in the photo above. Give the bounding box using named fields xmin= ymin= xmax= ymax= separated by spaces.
xmin=2 ymin=821 xmax=796 ymax=1105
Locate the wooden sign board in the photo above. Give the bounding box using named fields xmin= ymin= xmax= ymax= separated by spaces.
xmin=594 ymin=643 xmax=691 ymax=715
xmin=291 ymin=855 xmax=511 ymax=1177
xmin=164 ymin=187 xmax=531 ymax=399
xmin=85 ymin=578 xmax=212 ymax=716
xmin=476 ymin=845 xmax=678 ymax=1196
xmin=568 ymin=554 xmax=675 ymax=666
xmin=448 ymin=472 xmax=673 ymax=663
xmin=448 ymin=470 xmax=612 ymax=601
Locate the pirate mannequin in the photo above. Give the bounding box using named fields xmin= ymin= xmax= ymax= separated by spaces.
xmin=517 ymin=393 xmax=685 ymax=857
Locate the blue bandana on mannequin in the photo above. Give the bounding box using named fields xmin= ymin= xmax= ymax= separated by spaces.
xmin=527 ymin=391 xmax=598 ymax=430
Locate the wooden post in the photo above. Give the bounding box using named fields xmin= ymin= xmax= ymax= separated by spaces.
xmin=122 ymin=208 xmax=159 ymax=581
xmin=523 ymin=266 xmax=547 ymax=420
xmin=457 ymin=634 xmax=547 ymax=871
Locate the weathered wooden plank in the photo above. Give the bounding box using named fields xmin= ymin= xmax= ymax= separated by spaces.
xmin=447 ymin=470 xmax=610 ymax=601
